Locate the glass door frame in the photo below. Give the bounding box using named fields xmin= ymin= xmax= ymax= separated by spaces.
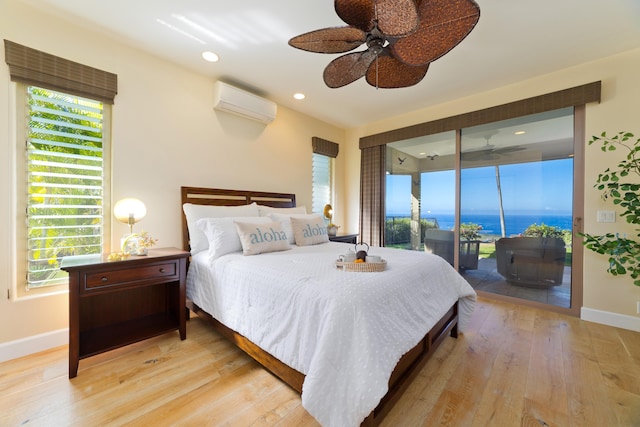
xmin=366 ymin=83 xmax=599 ymax=317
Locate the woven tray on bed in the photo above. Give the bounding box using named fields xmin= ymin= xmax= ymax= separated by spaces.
xmin=335 ymin=260 xmax=387 ymax=272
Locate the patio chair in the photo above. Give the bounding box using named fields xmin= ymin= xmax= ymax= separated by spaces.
xmin=424 ymin=229 xmax=454 ymax=266
xmin=424 ymin=229 xmax=480 ymax=270
xmin=495 ymin=237 xmax=566 ymax=287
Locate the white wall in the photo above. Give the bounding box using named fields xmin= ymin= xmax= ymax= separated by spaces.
xmin=0 ymin=0 xmax=345 ymax=357
xmin=343 ymin=48 xmax=640 ymax=329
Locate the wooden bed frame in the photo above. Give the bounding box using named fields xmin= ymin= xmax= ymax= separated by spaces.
xmin=181 ymin=186 xmax=459 ymax=426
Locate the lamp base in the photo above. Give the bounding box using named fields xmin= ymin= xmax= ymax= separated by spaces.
xmin=121 ymin=233 xmax=144 ymax=255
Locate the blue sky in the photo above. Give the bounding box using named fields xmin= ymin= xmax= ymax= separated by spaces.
xmin=386 ymin=158 xmax=573 ymax=216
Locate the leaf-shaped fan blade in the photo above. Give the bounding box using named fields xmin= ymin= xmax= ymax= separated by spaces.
xmin=323 ymin=51 xmax=377 ymax=88
xmin=365 ymin=54 xmax=429 ymax=88
xmin=289 ymin=27 xmax=366 ymax=54
xmin=376 ymin=0 xmax=419 ymax=37
xmin=335 ymin=0 xmax=419 ymax=36
xmin=335 ymin=0 xmax=375 ymax=32
xmin=392 ymin=0 xmax=480 ymax=66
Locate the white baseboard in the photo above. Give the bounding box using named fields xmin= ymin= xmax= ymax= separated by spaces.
xmin=0 ymin=309 xmax=637 ymax=363
xmin=0 ymin=329 xmax=68 ymax=363
xmin=581 ymin=307 xmax=640 ymax=332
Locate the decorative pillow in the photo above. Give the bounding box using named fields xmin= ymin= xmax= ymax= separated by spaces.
xmin=196 ymin=216 xmax=271 ymax=260
xmin=234 ymin=221 xmax=291 ymax=255
xmin=257 ymin=204 xmax=307 ymax=216
xmin=267 ymin=213 xmax=299 ymax=244
xmin=290 ymin=215 xmax=330 ymax=246
xmin=183 ymin=202 xmax=259 ymax=254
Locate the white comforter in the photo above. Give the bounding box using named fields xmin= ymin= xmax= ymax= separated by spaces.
xmin=187 ymin=242 xmax=476 ymax=427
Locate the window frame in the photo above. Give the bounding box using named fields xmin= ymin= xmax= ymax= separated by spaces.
xmin=312 ymin=152 xmax=334 ymax=217
xmin=14 ymin=82 xmax=112 ymax=297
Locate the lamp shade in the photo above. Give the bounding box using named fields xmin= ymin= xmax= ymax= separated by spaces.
xmin=113 ymin=198 xmax=147 ymax=225
xmin=323 ymin=204 xmax=333 ymax=221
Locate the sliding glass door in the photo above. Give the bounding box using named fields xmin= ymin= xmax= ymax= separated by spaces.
xmin=460 ymin=108 xmax=574 ymax=308
xmin=385 ymin=108 xmax=578 ymax=310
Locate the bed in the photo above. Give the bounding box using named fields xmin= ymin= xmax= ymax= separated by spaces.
xmin=180 ymin=187 xmax=476 ymax=427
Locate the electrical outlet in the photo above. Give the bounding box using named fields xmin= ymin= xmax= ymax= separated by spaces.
xmin=637 ymin=301 xmax=640 ymax=315
xmin=597 ymin=210 xmax=616 ymax=223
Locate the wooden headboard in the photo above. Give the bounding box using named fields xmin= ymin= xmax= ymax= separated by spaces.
xmin=180 ymin=186 xmax=297 ymax=252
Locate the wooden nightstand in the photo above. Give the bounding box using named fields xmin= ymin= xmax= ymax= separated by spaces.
xmin=61 ymin=247 xmax=190 ymax=378
xmin=329 ymin=233 xmax=359 ymax=244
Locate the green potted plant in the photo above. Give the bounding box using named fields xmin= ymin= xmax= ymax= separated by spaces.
xmin=581 ymin=131 xmax=640 ymax=286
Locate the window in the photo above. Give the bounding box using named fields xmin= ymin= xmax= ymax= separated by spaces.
xmin=4 ymin=40 xmax=117 ymax=294
xmin=311 ymin=137 xmax=339 ymax=215
xmin=312 ymin=152 xmax=333 ymax=215
xmin=17 ymin=85 xmax=111 ymax=291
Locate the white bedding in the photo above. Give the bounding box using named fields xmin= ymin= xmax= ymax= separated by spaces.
xmin=186 ymin=242 xmax=476 ymax=427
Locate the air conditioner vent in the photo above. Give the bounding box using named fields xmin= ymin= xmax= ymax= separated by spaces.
xmin=213 ymin=81 xmax=277 ymax=124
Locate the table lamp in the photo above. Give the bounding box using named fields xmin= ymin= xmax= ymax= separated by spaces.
xmin=114 ymin=198 xmax=146 ymax=233
xmin=113 ymin=198 xmax=147 ymax=254
xmin=324 ymin=203 xmax=339 ymax=236
xmin=323 ymin=203 xmax=333 ymax=223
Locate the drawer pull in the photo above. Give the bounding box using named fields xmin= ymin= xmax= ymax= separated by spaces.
xmin=159 ymin=268 xmax=165 ymax=273
xmin=101 ymin=276 xmax=108 ymax=282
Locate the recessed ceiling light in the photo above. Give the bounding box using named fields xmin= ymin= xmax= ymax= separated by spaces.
xmin=514 ymin=130 xmax=526 ymax=135
xmin=293 ymin=93 xmax=305 ymax=100
xmin=202 ymin=51 xmax=219 ymax=62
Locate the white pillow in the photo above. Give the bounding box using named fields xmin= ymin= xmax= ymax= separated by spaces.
xmin=257 ymin=204 xmax=307 ymax=216
xmin=196 ymin=216 xmax=271 ymax=260
xmin=234 ymin=221 xmax=291 ymax=255
xmin=183 ymin=202 xmax=259 ymax=254
xmin=269 ymin=213 xmax=327 ymax=245
xmin=266 ymin=213 xmax=296 ymax=244
xmin=290 ymin=215 xmax=330 ymax=246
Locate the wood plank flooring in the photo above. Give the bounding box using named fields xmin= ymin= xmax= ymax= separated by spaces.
xmin=1 ymin=298 xmax=639 ymax=426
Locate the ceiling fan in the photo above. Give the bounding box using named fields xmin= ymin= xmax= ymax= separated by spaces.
xmin=461 ymin=134 xmax=526 ymax=161
xmin=288 ymin=0 xmax=481 ymax=89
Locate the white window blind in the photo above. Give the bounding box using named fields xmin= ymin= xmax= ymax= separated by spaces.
xmin=26 ymin=86 xmax=105 ymax=289
xmin=312 ymin=153 xmax=332 ymax=215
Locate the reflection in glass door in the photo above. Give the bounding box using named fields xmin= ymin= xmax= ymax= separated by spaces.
xmin=460 ymin=108 xmax=574 ymax=308
xmin=385 ymin=132 xmax=456 ymax=254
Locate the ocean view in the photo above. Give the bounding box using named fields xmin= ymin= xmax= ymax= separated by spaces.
xmin=386 ymin=212 xmax=573 ymax=238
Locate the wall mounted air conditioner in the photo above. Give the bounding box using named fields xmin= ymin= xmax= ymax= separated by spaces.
xmin=213 ymin=81 xmax=277 ymax=124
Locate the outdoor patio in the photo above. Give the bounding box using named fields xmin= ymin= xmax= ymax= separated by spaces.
xmin=462 ymin=257 xmax=572 ymax=308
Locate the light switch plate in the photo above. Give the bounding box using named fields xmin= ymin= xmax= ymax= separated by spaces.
xmin=596 ymin=210 xmax=616 ymax=223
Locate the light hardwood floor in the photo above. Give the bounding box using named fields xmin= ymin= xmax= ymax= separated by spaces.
xmin=1 ymin=298 xmax=639 ymax=426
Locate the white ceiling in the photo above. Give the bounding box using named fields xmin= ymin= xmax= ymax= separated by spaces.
xmin=30 ymin=0 xmax=640 ymax=128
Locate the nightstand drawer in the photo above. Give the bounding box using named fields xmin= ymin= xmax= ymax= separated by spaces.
xmin=83 ymin=261 xmax=178 ymax=291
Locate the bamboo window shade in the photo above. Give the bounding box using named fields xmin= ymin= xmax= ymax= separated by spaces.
xmin=312 ymin=137 xmax=339 ymax=158
xmin=359 ymin=144 xmax=386 ymax=247
xmin=359 ymin=81 xmax=601 ymax=148
xmin=4 ymin=39 xmax=118 ymax=103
